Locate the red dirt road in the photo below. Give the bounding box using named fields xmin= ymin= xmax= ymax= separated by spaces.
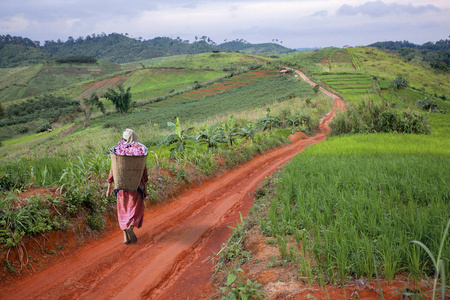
xmin=1 ymin=70 xmax=344 ymax=299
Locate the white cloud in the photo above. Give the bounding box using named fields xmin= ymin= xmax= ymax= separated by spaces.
xmin=0 ymin=14 xmax=30 ymax=33
xmin=337 ymin=1 xmax=440 ymax=17
xmin=310 ymin=10 xmax=328 ymax=17
xmin=0 ymin=0 xmax=449 ymax=48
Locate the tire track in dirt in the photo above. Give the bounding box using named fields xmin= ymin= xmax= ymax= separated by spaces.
xmin=1 ymin=70 xmax=345 ymax=300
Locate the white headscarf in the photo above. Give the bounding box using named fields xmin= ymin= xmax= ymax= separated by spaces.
xmin=123 ymin=128 xmax=137 ymax=144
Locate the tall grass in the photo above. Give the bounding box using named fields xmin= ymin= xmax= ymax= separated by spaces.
xmin=330 ymin=100 xmax=431 ymax=135
xmin=0 ymin=156 xmax=69 ymax=191
xmin=269 ymin=133 xmax=450 ymax=284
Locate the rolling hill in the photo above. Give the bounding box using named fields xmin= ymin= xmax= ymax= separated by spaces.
xmin=0 ymin=33 xmax=293 ymax=68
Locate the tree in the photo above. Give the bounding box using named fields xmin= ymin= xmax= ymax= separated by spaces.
xmin=102 ymin=84 xmax=132 ymax=116
xmin=82 ymin=93 xmax=105 ymax=127
xmin=0 ymin=103 xmax=4 ymax=119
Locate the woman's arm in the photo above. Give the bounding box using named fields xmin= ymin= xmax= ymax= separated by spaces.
xmin=106 ymin=182 xmax=113 ymax=198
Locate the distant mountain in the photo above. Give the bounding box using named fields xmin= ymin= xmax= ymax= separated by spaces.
xmin=0 ymin=33 xmax=293 ymax=68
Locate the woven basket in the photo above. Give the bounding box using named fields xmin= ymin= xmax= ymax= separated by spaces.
xmin=110 ymin=153 xmax=147 ymax=191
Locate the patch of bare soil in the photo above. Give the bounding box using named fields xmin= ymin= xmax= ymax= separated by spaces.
xmin=224 ymin=225 xmax=422 ymax=300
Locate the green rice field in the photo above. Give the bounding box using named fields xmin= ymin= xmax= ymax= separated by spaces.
xmin=265 ymin=98 xmax=450 ymax=285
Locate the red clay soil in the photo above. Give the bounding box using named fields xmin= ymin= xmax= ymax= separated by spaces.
xmin=1 ymin=70 xmax=347 ymax=299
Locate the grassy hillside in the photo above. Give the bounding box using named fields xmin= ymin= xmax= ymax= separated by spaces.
xmin=0 ymin=61 xmax=123 ymax=104
xmin=277 ymin=47 xmax=448 ymax=105
xmin=276 ymin=47 xmax=355 ymax=74
xmin=0 ymin=52 xmax=277 ymax=143
xmin=65 ymin=69 xmax=225 ymax=102
xmin=122 ymin=52 xmax=271 ymax=71
xmin=350 ymin=46 xmax=449 ymax=96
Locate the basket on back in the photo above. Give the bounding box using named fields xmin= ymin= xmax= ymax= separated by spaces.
xmin=110 ymin=153 xmax=147 ymax=191
xmin=110 ymin=142 xmax=148 ymax=191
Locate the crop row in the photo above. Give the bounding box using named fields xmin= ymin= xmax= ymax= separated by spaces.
xmin=347 ymin=47 xmax=362 ymax=70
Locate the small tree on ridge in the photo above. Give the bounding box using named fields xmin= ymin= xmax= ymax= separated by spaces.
xmin=102 ymin=84 xmax=132 ymax=116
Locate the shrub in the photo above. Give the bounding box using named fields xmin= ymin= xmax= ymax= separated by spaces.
xmin=17 ymin=126 xmax=29 ymax=134
xmin=36 ymin=121 xmax=51 ymax=133
xmin=330 ymin=100 xmax=431 ymax=135
xmin=417 ymin=98 xmax=447 ymax=113
xmin=0 ymin=195 xmax=64 ymax=249
xmin=391 ymin=74 xmax=409 ymax=90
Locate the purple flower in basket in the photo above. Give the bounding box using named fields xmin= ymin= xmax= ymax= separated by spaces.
xmin=113 ymin=140 xmax=147 ymax=156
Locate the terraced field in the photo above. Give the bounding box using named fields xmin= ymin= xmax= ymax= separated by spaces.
xmin=316 ymin=73 xmax=376 ymax=102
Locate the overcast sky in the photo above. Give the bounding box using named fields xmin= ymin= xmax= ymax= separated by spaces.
xmin=1 ymin=0 xmax=449 ymax=48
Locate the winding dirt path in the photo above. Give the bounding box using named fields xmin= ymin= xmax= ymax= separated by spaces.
xmin=1 ymin=70 xmax=345 ymax=299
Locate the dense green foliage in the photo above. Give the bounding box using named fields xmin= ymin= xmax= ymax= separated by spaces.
xmin=0 ymin=35 xmax=50 ymax=67
xmin=102 ymin=84 xmax=132 ymax=115
xmin=330 ymin=100 xmax=431 ymax=135
xmin=0 ymin=194 xmax=64 ymax=249
xmin=0 ymin=94 xmax=79 ymax=127
xmin=0 ymin=33 xmax=292 ymax=67
xmin=391 ymin=74 xmax=409 ymax=90
xmin=55 ymin=55 xmax=97 ymax=64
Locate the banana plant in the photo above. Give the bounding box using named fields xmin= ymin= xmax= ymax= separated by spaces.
xmin=257 ymin=108 xmax=280 ymax=131
xmin=238 ymin=122 xmax=257 ymax=140
xmin=158 ymin=117 xmax=195 ymax=159
xmin=196 ymin=123 xmax=221 ymax=150
xmin=217 ymin=115 xmax=239 ymax=146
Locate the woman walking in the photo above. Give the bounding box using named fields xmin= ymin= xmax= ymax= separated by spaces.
xmin=106 ymin=129 xmax=148 ymax=244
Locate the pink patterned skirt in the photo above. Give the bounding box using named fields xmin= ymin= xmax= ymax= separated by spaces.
xmin=107 ymin=167 xmax=148 ymax=230
xmin=115 ymin=190 xmax=144 ymax=230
